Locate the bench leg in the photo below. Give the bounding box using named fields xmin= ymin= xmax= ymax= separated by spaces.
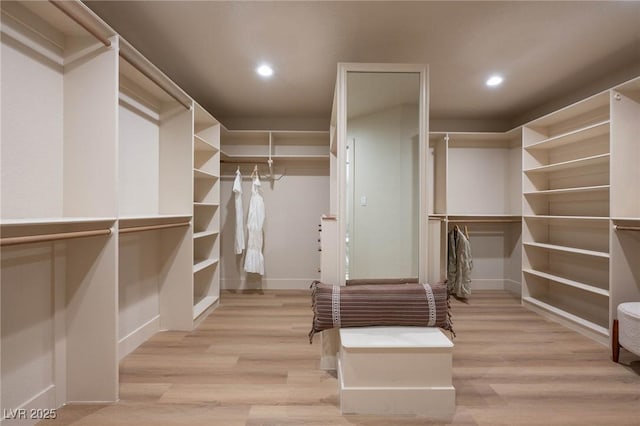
xmin=612 ymin=319 xmax=620 ymax=363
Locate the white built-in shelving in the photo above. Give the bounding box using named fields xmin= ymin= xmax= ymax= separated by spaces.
xmin=522 ymin=91 xmax=613 ymax=343
xmin=426 ymin=130 xmax=522 ymax=292
xmin=117 ymin=39 xmax=194 ymax=363
xmin=220 ymin=128 xmax=330 ymax=163
xmin=1 ymin=0 xmax=120 ymax=417
xmin=609 ymin=77 xmax=640 ymax=336
xmin=192 ymin=103 xmax=221 ymax=320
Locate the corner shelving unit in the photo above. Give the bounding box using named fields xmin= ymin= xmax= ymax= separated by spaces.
xmin=192 ymin=103 xmax=221 ymax=321
xmin=522 ymin=91 xmax=612 ymax=344
xmin=220 ymin=128 xmax=330 ymax=164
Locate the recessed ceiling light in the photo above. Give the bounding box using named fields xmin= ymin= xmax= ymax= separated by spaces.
xmin=486 ymin=75 xmax=503 ymax=87
xmin=256 ymin=64 xmax=274 ymax=77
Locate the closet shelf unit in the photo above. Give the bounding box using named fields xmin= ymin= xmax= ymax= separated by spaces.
xmin=522 ymin=90 xmax=612 ymax=343
xmin=1 ymin=0 xmax=120 ymax=415
xmin=220 ymin=128 xmax=331 ymax=164
xmin=192 ymin=103 xmax=221 ymax=321
xmin=610 ymin=77 xmax=640 ymax=342
xmin=426 ymin=130 xmax=522 ymax=291
xmin=117 ymin=38 xmax=194 ymax=362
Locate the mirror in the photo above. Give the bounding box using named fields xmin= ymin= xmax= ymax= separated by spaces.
xmin=345 ymin=71 xmax=421 ymax=280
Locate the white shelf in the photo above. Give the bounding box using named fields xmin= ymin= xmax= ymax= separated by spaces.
xmin=1 ymin=217 xmax=116 ymax=227
xmin=273 ymin=154 xmax=329 ymax=161
xmin=525 ymin=120 xmax=610 ymax=151
xmin=524 ymin=185 xmax=610 ymax=196
xmin=523 ymin=215 xmax=609 ymax=222
xmin=194 ymin=135 xmax=219 ymax=153
xmin=523 ymin=242 xmax=609 ymax=259
xmin=193 ymin=295 xmax=219 ymax=320
xmin=194 ymin=202 xmax=219 ymax=208
xmin=523 ymin=269 xmax=609 ymax=297
xmin=193 ymin=258 xmax=218 ymax=273
xmin=522 ymin=296 xmax=609 ymax=337
xmin=194 ymin=230 xmax=218 ymax=240
xmin=194 ymin=168 xmax=219 ymax=180
xmin=612 ymin=217 xmax=640 ymax=223
xmin=118 ymin=215 xmax=191 ymax=228
xmin=523 ymin=153 xmax=610 ymax=175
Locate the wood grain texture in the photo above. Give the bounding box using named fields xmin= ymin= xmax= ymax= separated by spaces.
xmin=43 ymin=290 xmax=640 ymax=425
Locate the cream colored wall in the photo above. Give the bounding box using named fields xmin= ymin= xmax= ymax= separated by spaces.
xmin=220 ymin=162 xmax=329 ymax=289
xmin=347 ymin=104 xmax=419 ymax=279
xmin=118 ymin=232 xmax=160 ymax=343
xmin=1 ymin=38 xmax=64 ymax=219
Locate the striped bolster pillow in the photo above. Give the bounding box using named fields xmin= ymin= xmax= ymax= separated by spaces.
xmin=309 ymin=281 xmax=453 ymax=342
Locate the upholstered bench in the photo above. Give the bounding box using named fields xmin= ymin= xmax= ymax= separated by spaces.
xmin=338 ymin=326 xmax=455 ymax=419
xmin=613 ymin=302 xmax=640 ymax=362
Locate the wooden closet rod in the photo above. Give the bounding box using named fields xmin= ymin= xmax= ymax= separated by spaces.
xmin=119 ymin=222 xmax=189 ymax=234
xmin=0 ymin=229 xmax=112 ymax=247
xmin=615 ymin=225 xmax=640 ymax=231
xmin=48 ymin=1 xmax=112 ymax=47
xmin=118 ymin=51 xmax=192 ymax=111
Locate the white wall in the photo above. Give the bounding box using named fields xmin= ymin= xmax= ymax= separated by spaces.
xmin=346 ymin=104 xmax=419 ymax=279
xmin=220 ymin=162 xmax=329 ymax=289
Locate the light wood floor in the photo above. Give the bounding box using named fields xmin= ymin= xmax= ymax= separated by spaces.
xmin=47 ymin=290 xmax=640 ymax=425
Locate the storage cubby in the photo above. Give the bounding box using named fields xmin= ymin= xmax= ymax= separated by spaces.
xmin=192 ymin=104 xmax=221 ymax=320
xmin=220 ymin=129 xmax=270 ymax=160
xmin=610 ymin=78 xmax=640 ymax=220
xmin=221 ymin=129 xmax=330 ymax=162
xmin=523 ymin=273 xmax=609 ymax=336
xmin=1 ymin=221 xmax=118 ymax=416
xmin=271 ymin=131 xmax=330 ymax=160
xmin=118 ymin=216 xmax=193 ymax=358
xmin=446 ymin=131 xmax=521 ymax=216
xmin=118 ymin=41 xmax=192 ymax=219
xmin=1 ymin=1 xmax=117 ymax=221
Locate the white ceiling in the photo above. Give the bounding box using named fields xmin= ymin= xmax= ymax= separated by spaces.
xmin=84 ymin=1 xmax=640 ymax=132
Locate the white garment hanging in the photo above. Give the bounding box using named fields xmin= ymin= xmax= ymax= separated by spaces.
xmin=232 ymin=168 xmax=245 ymax=254
xmin=244 ymin=175 xmax=265 ymax=275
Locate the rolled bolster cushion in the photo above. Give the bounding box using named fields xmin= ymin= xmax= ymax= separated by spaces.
xmin=309 ymin=280 xmax=453 ymax=342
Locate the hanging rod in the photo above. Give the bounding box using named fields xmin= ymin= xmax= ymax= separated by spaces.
xmin=448 ymin=219 xmax=522 ymax=223
xmin=1 ymin=228 xmax=112 ymax=247
xmin=119 ymin=46 xmax=192 ymax=111
xmin=119 ymin=222 xmax=190 ymax=234
xmin=49 ymin=1 xmax=111 ymax=47
xmin=615 ymin=225 xmax=640 ymax=231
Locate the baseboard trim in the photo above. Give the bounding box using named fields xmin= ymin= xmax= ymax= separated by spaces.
xmin=118 ymin=315 xmax=160 ymax=360
xmin=221 ymin=278 xmax=316 ymax=290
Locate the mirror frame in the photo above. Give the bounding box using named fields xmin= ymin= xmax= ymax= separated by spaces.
xmin=335 ymin=63 xmax=429 ymax=284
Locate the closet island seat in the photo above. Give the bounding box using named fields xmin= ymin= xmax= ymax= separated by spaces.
xmin=338 ymin=326 xmax=455 ymax=419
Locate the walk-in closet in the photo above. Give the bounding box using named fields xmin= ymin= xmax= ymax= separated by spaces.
xmin=2 ymin=0 xmax=640 ymax=424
